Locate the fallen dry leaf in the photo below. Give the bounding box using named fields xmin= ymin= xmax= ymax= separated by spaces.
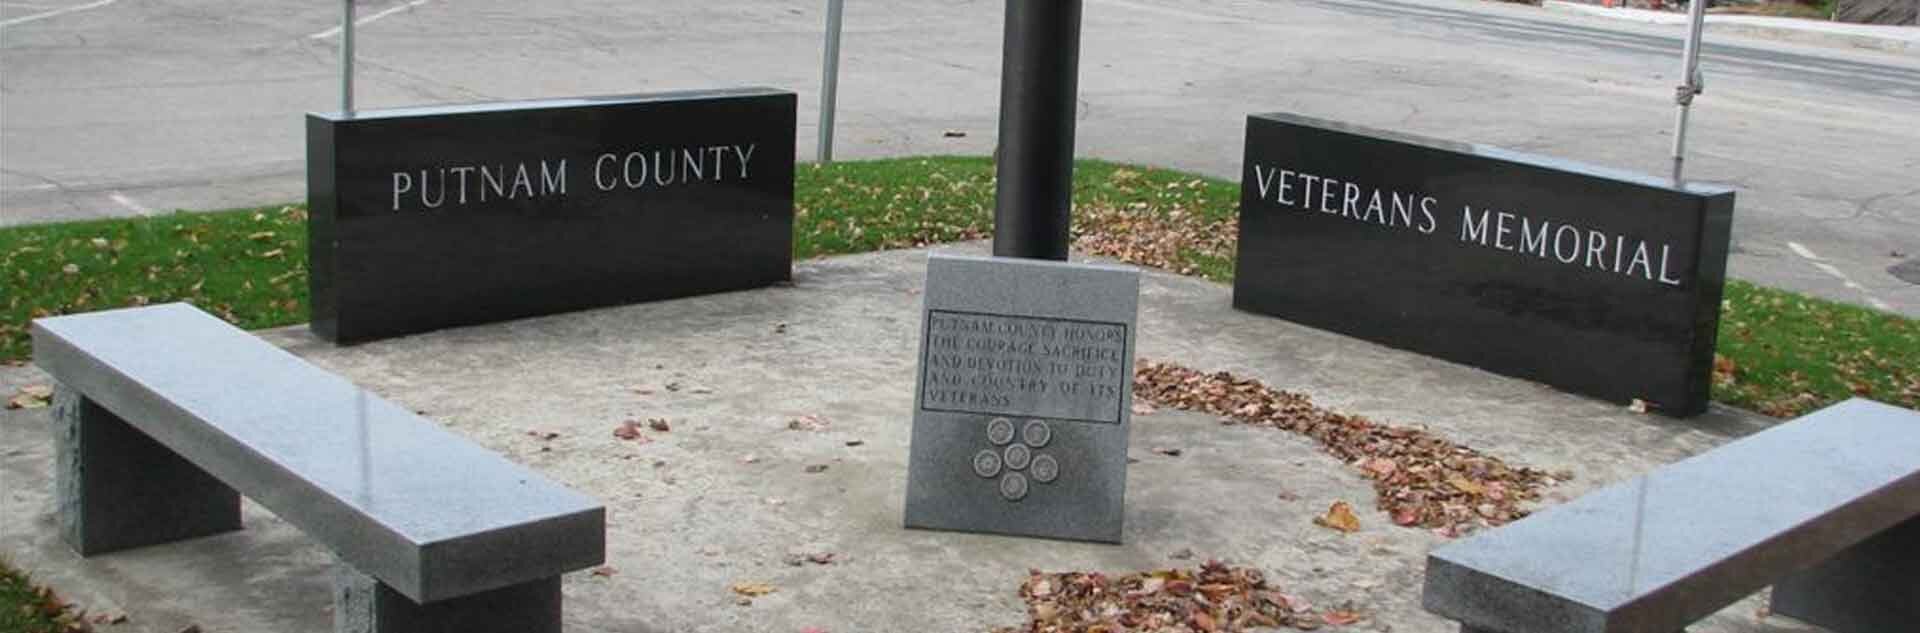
xmin=612 ymin=421 xmax=651 ymax=443
xmin=730 ymin=581 xmax=777 ymax=597
xmin=1447 ymin=476 xmax=1485 ymax=496
xmin=1314 ymin=501 xmax=1361 ymax=533
xmin=1359 ymin=457 xmax=1397 ymax=478
xmin=589 ymin=566 xmax=617 ymax=578
xmin=1151 ymin=446 xmax=1184 ymax=457
xmin=788 ymin=414 xmax=830 ymax=431
xmin=648 ymin=418 xmax=671 ymax=432
xmin=1323 ymin=610 xmax=1363 ymax=626
xmin=7 ymin=384 xmax=53 ymax=409
xmin=785 ymin=551 xmax=837 ymax=566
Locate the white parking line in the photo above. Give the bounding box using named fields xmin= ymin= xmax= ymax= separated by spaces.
xmin=1787 ymin=241 xmax=1823 ymax=261
xmin=308 ymin=0 xmax=439 ymax=39
xmin=0 ymin=0 xmax=116 ymax=28
xmin=1787 ymin=241 xmax=1895 ymax=311
xmin=108 ymin=191 xmax=152 ymax=216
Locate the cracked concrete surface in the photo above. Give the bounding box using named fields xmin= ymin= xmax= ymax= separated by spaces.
xmin=0 ymin=244 xmax=1823 ymax=632
xmin=1 ymin=0 xmax=1917 ymax=314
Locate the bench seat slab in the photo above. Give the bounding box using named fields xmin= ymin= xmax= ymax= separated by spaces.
xmin=31 ymin=303 xmax=604 ymax=604
xmin=55 ymin=385 xmax=241 ymax=556
xmin=1772 ymin=514 xmax=1919 ymax=633
xmin=333 ymin=562 xmax=560 ymax=633
xmin=1423 ymin=398 xmax=1920 ymax=633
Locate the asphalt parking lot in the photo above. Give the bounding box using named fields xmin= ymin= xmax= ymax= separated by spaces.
xmin=2 ymin=0 xmax=1917 ymax=314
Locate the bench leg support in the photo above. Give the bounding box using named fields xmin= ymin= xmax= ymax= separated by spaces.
xmin=333 ymin=563 xmax=562 ymax=633
xmin=1772 ymin=514 xmax=1919 ymax=633
xmin=54 ymin=384 xmax=241 ymax=556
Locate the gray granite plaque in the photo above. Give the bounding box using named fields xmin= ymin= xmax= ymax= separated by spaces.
xmin=903 ymin=252 xmax=1140 ymax=543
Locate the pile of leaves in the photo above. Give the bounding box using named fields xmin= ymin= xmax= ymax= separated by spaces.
xmin=1071 ymin=170 xmax=1239 ymax=281
xmin=1133 ymin=360 xmax=1560 ymax=535
xmin=989 ymin=560 xmax=1350 ymax=633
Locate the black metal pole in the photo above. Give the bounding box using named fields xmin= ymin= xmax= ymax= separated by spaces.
xmin=992 ymin=0 xmax=1082 ymax=261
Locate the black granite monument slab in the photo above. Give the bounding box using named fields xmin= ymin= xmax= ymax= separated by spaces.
xmin=307 ymin=88 xmax=796 ymax=343
xmin=1234 ymin=112 xmax=1734 ymax=416
xmin=904 ymin=253 xmax=1138 ymax=543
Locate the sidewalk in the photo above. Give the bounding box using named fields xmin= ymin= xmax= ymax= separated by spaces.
xmin=1545 ymin=0 xmax=1920 ymax=54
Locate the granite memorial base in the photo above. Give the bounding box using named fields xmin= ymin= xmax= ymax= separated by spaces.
xmin=307 ymin=87 xmax=797 ymax=343
xmin=53 ymin=386 xmax=241 ymax=556
xmin=334 ymin=563 xmax=563 ymax=633
xmin=1771 ymin=514 xmax=1919 ymax=633
xmin=1234 ymin=112 xmax=1734 ymax=416
xmin=903 ymin=253 xmax=1139 ymax=543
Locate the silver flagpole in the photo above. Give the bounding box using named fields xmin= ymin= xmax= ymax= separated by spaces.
xmin=818 ymin=0 xmax=845 ymax=162
xmin=1670 ymin=0 xmax=1707 ymax=183
xmin=341 ymin=0 xmax=356 ymax=114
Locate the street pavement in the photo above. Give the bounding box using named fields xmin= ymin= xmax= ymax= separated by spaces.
xmin=1 ymin=0 xmax=1917 ymax=315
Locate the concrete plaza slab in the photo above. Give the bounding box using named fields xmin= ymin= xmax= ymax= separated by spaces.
xmin=2 ymin=244 xmax=1818 ymax=633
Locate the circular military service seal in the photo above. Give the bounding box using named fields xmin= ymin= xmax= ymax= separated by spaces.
xmin=999 ymin=472 xmax=1029 ymax=501
xmin=1029 ymin=454 xmax=1059 ymax=483
xmin=1003 ymin=443 xmax=1032 ymax=471
xmin=972 ymin=449 xmax=1003 ymax=478
xmin=986 ymin=417 xmax=1016 ymax=445
xmin=1022 ymin=420 xmax=1052 ymax=448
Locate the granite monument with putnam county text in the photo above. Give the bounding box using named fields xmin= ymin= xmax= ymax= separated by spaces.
xmin=904 ymin=253 xmax=1139 ymax=543
xmin=1234 ymin=111 xmax=1734 ymax=416
xmin=306 ymin=88 xmax=796 ymax=343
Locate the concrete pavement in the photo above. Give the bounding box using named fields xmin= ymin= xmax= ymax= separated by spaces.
xmin=1 ymin=243 xmax=1813 ymax=632
xmin=0 ymin=0 xmax=1917 ymax=318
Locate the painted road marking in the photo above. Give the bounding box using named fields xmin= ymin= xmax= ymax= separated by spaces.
xmin=1787 ymin=241 xmax=1823 ymax=261
xmin=308 ymin=0 xmax=439 ymax=39
xmin=0 ymin=0 xmax=117 ymax=28
xmin=108 ymin=191 xmax=152 ymax=216
xmin=1788 ymin=241 xmax=1894 ymax=311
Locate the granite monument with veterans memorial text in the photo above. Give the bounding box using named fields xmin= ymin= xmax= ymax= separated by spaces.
xmin=1234 ymin=112 xmax=1734 ymax=416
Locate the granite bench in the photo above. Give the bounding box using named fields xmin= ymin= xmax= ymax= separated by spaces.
xmin=32 ymin=303 xmax=605 ymax=633
xmin=1423 ymin=398 xmax=1919 ymax=633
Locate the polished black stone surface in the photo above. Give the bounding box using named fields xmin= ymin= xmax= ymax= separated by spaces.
xmin=1233 ymin=112 xmax=1734 ymax=416
xmin=307 ymin=88 xmax=796 ymax=343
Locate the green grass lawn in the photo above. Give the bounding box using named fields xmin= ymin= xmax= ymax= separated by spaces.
xmin=2 ymin=156 xmax=1912 ymax=417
